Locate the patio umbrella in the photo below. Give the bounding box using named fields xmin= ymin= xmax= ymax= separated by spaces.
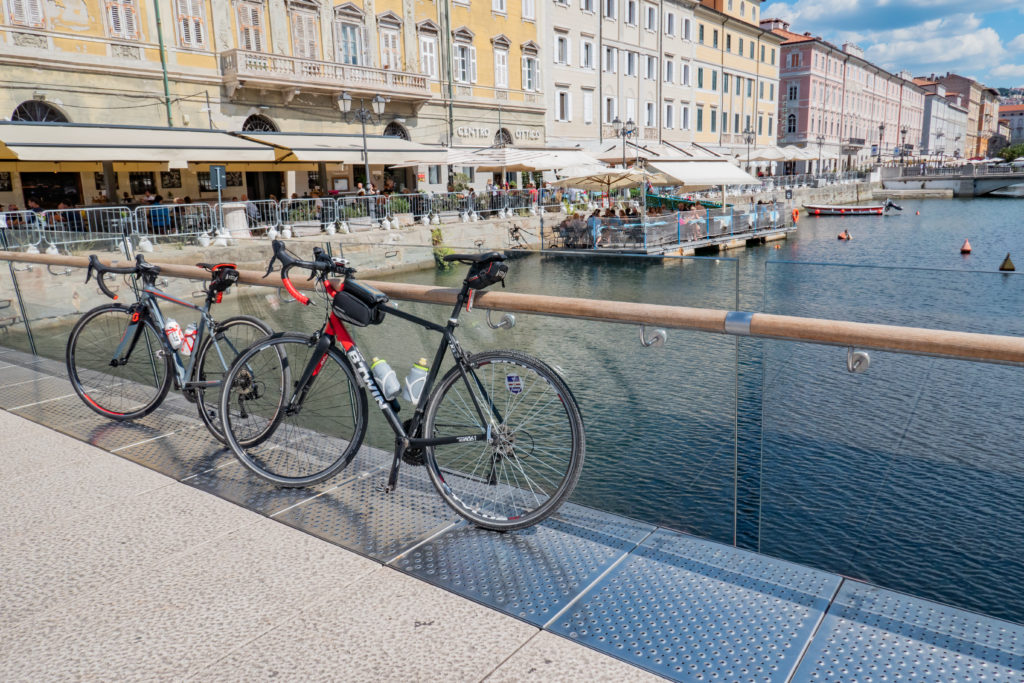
xmin=747 ymin=147 xmax=787 ymax=162
xmin=551 ymin=168 xmax=650 ymax=192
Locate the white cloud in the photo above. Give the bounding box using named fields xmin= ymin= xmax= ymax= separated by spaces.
xmin=991 ymin=63 xmax=1024 ymax=78
xmin=865 ymin=26 xmax=1006 ymax=72
xmin=1009 ymin=34 xmax=1024 ymax=52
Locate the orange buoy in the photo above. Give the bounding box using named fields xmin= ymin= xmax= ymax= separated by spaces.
xmin=792 ymin=208 xmax=800 ymax=223
xmin=960 ymin=239 xmax=971 ymax=254
xmin=916 ymin=211 xmax=920 ymax=215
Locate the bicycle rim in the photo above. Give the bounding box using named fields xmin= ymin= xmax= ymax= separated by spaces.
xmin=423 ymin=350 xmax=584 ymax=530
xmin=66 ymin=305 xmax=172 ymax=419
xmin=194 ymin=315 xmax=272 ymax=443
xmin=221 ymin=335 xmax=368 ymax=486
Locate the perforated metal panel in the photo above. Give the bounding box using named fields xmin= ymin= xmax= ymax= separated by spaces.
xmin=0 ymin=376 xmax=74 ymax=410
xmin=550 ymin=528 xmax=841 ymax=682
xmin=114 ymin=425 xmax=233 ymax=481
xmin=792 ymin=580 xmax=1024 ymax=682
xmin=183 ymin=460 xmax=334 ymax=516
xmin=12 ymin=393 xmax=101 ymax=433
xmin=273 ymin=464 xmax=457 ymax=562
xmin=396 ymin=511 xmax=653 ymax=626
xmin=80 ymin=410 xmax=205 ymax=452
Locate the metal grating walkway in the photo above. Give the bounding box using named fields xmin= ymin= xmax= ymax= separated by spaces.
xmin=2 ymin=347 xmax=1023 ymax=682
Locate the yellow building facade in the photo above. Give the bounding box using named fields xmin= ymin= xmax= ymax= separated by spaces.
xmin=0 ymin=0 xmax=545 ymax=206
xmin=692 ymin=0 xmax=780 ymax=161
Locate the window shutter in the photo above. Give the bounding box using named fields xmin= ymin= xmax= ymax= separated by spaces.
xmin=177 ymin=0 xmax=193 ymax=45
xmin=107 ymin=2 xmax=123 ymax=36
xmin=470 ymin=46 xmax=477 ymax=83
xmin=10 ymin=0 xmax=26 ymax=24
xmin=521 ymin=55 xmax=528 ymax=90
xmin=123 ymin=1 xmax=137 ymax=38
xmin=189 ymin=0 xmax=204 ymax=46
xmin=583 ymin=91 xmax=593 ymax=123
xmin=567 ymin=91 xmax=572 ymax=121
xmin=292 ymin=13 xmax=306 ymax=57
xmin=24 ymin=0 xmax=44 ymax=26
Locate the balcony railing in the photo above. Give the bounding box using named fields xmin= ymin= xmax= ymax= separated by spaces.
xmin=445 ymin=83 xmax=543 ymax=109
xmin=220 ymin=49 xmax=430 ymax=98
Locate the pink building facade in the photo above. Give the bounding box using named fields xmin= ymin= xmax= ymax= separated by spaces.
xmin=762 ymin=19 xmax=925 ymax=171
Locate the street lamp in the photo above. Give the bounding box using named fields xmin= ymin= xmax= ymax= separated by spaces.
xmin=877 ymin=123 xmax=885 ymax=164
xmin=743 ymin=126 xmax=755 ymax=170
xmin=816 ymin=134 xmax=825 ymax=175
xmin=900 ymin=125 xmax=908 ymax=165
xmin=612 ymin=116 xmax=637 ymax=169
xmin=338 ymin=92 xmax=388 ymax=189
xmin=934 ymin=131 xmax=945 ymax=167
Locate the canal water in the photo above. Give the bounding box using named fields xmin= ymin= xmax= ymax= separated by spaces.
xmin=6 ymin=196 xmax=1023 ymax=624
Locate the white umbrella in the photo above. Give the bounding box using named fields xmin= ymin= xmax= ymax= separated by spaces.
xmin=552 ymin=169 xmax=650 ymax=192
xmin=747 ymin=147 xmax=787 ymax=162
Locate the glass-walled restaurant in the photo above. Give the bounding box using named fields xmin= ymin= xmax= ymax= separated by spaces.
xmin=0 ymin=122 xmax=446 ymax=210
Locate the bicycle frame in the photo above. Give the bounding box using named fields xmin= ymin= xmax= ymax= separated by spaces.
xmin=294 ymin=277 xmax=498 ymax=491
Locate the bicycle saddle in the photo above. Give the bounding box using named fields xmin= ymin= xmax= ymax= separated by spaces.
xmin=442 ymin=251 xmax=506 ymax=264
xmin=196 ymin=262 xmax=237 ymax=271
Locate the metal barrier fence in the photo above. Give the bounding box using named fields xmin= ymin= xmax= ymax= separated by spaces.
xmin=134 ymin=203 xmax=216 ymax=240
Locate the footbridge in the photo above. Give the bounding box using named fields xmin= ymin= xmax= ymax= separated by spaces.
xmin=882 ymin=167 xmax=1024 ymax=196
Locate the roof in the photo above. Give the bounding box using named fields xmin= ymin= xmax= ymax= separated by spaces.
xmin=1000 ymin=104 xmax=1024 ymax=113
xmin=771 ymin=27 xmax=816 ymax=44
xmin=913 ymin=78 xmax=938 ymax=87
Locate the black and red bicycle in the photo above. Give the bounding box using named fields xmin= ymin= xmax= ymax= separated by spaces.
xmin=219 ymin=241 xmax=585 ymax=530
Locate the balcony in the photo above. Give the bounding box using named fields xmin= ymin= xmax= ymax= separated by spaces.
xmin=448 ymin=83 xmax=544 ymax=110
xmin=847 ymin=137 xmax=866 ymax=147
xmin=220 ymin=49 xmax=431 ymax=102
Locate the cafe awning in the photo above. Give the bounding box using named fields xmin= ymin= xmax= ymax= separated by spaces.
xmin=233 ymin=131 xmax=446 ymax=165
xmin=647 ymin=160 xmax=759 ymax=186
xmin=0 ymin=122 xmax=276 ymax=167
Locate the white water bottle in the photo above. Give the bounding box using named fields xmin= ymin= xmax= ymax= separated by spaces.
xmin=371 ymin=357 xmax=400 ymax=400
xmin=401 ymin=358 xmax=430 ymax=406
xmin=180 ymin=322 xmax=198 ymax=357
xmin=164 ymin=319 xmax=183 ymax=350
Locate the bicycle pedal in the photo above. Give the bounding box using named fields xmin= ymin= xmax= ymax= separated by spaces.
xmin=374 ymin=480 xmax=395 ymax=494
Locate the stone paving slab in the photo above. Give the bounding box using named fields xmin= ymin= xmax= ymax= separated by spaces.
xmin=485 ymin=631 xmax=666 ymax=682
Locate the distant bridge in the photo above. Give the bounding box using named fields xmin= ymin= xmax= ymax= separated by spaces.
xmin=883 ymin=167 xmax=1024 ymax=196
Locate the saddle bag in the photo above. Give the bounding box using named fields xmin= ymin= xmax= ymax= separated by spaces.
xmin=332 ymin=279 xmax=388 ymax=326
xmin=466 ymin=261 xmax=508 ymax=290
xmin=210 ymin=264 xmax=239 ymax=293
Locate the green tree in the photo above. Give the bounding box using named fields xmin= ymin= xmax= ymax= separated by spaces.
xmin=999 ymin=143 xmax=1024 ymax=161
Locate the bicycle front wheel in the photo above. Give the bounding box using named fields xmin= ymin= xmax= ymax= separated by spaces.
xmin=193 ymin=315 xmax=272 ymax=443
xmin=422 ymin=350 xmax=585 ymax=530
xmin=220 ymin=334 xmax=368 ymax=487
xmin=65 ymin=304 xmax=173 ymax=420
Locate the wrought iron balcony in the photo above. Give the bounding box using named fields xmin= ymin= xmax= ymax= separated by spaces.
xmin=220 ymin=49 xmax=431 ymax=102
xmin=847 ymin=137 xmax=866 ymax=147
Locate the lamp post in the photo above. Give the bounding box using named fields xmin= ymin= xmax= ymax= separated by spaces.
xmin=743 ymin=126 xmax=755 ymax=171
xmin=612 ymin=116 xmax=637 ymax=168
xmin=934 ymin=131 xmax=944 ymax=167
xmin=900 ymin=125 xmax=908 ymax=165
xmin=338 ymin=92 xmax=388 ymax=189
xmin=815 ymin=134 xmax=825 ymax=175
xmin=877 ymin=123 xmax=885 ymax=164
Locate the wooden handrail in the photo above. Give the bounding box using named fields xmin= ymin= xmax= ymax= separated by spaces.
xmin=2 ymin=250 xmax=1023 ymax=365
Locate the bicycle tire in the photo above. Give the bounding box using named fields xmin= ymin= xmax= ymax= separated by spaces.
xmin=193 ymin=315 xmax=273 ymax=444
xmin=220 ymin=333 xmax=368 ymax=487
xmin=421 ymin=350 xmax=585 ymax=530
xmin=65 ymin=304 xmax=173 ymax=420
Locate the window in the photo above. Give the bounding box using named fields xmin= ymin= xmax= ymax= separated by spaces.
xmin=738 ymin=37 xmax=743 ymax=55
xmin=428 ymin=165 xmax=442 ymax=184
xmin=625 ymin=97 xmax=636 ymax=122
xmin=760 ymin=45 xmax=765 ymax=62
xmin=684 ymin=19 xmax=691 ymax=41
xmin=107 ymin=0 xmax=139 ymax=40
xmin=746 ymin=78 xmax=752 ymax=97
xmin=521 ymin=51 xmax=539 ymax=91
xmin=711 ymin=70 xmax=717 ymax=91
xmin=581 ymin=40 xmax=594 ymax=68
xmin=420 ymin=36 xmax=438 ymax=78
xmin=625 ymin=51 xmax=636 ymax=77
xmin=583 ymin=89 xmax=594 ymax=123
xmin=130 ymin=172 xmax=156 ymax=195
xmin=666 ymin=12 xmax=674 ymax=35
xmin=787 ymin=114 xmax=796 ymax=133
xmin=726 ymin=34 xmax=731 ymax=52
xmin=682 ymin=106 xmax=690 ymax=130
xmin=734 ymin=113 xmax=740 ymax=132
xmin=645 ymin=55 xmax=656 ymax=80
xmin=604 ymin=46 xmax=616 ymax=73
xmin=723 ymin=73 xmax=730 ymax=93
xmin=735 ymin=75 xmax=740 ymax=95
xmin=664 ymin=59 xmax=673 ymax=83
xmin=710 ymin=109 xmax=717 ymax=132
xmin=493 ymin=48 xmax=508 ymax=87
xmin=682 ymin=63 xmax=690 ymax=86
xmin=727 ymin=0 xmax=732 ymax=8
xmin=379 ymin=29 xmax=401 ymax=68
xmin=698 ymin=24 xmax=704 ymax=43
xmin=722 ymin=111 xmax=728 ymax=132
xmin=712 ymin=29 xmax=718 ymax=48
xmin=454 ymin=44 xmax=477 ymax=83
xmin=604 ymin=0 xmax=616 ymax=20
xmin=556 ymin=89 xmax=571 ymax=121
xmin=492 ymin=0 xmax=505 ymax=11
xmin=8 ymin=0 xmax=45 ymax=27
xmin=664 ymin=102 xmax=673 ymax=128
xmin=769 ymin=83 xmax=775 ymax=101
xmin=335 ymin=10 xmax=363 ymax=64
xmin=758 ymin=115 xmax=763 ymax=135
xmin=555 ymin=33 xmax=569 ymax=63
xmin=749 ymin=42 xmax=754 ymax=59
xmin=176 ymin=0 xmax=206 ymax=48
xmin=604 ymin=96 xmax=617 ymax=123
xmin=291 ymin=10 xmax=319 ymax=59
xmin=697 ymin=107 xmax=703 ymax=132
xmin=771 ymin=48 xmax=775 ymax=65
xmin=759 ymin=81 xmax=764 ymax=98
xmin=789 ymin=53 xmax=799 ymax=68
xmin=626 ymin=0 xmax=636 ymax=25
xmin=582 ymin=0 xmax=594 ymax=11
xmin=645 ymin=102 xmax=655 ymax=127
xmin=697 ymin=67 xmax=703 ymax=88
xmin=523 ymin=0 xmax=535 ymax=19
xmin=645 ymin=5 xmax=656 ymax=30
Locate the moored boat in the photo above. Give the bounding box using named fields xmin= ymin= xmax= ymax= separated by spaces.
xmin=804 ymin=198 xmax=902 ymax=217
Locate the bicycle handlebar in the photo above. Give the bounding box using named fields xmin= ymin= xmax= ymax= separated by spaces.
xmin=263 ymin=240 xmax=351 ymax=306
xmin=85 ymin=254 xmax=158 ymax=300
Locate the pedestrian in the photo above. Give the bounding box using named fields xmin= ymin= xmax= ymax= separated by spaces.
xmin=149 ymin=195 xmax=171 ymax=234
xmin=142 ymin=189 xmax=156 ymax=203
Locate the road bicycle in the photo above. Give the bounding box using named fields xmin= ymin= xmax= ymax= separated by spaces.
xmin=219 ymin=240 xmax=585 ymax=530
xmin=65 ymin=254 xmax=272 ymax=443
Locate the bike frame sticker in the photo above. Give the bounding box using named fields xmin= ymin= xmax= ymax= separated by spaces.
xmin=506 ymin=374 xmax=523 ymax=394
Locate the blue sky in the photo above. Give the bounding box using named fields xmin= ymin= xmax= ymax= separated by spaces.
xmin=760 ymin=0 xmax=1024 ymax=87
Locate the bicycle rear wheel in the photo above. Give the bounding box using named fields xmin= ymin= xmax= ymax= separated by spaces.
xmin=65 ymin=304 xmax=173 ymax=420
xmin=220 ymin=334 xmax=368 ymax=487
xmin=193 ymin=315 xmax=272 ymax=443
xmin=421 ymin=350 xmax=585 ymax=530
